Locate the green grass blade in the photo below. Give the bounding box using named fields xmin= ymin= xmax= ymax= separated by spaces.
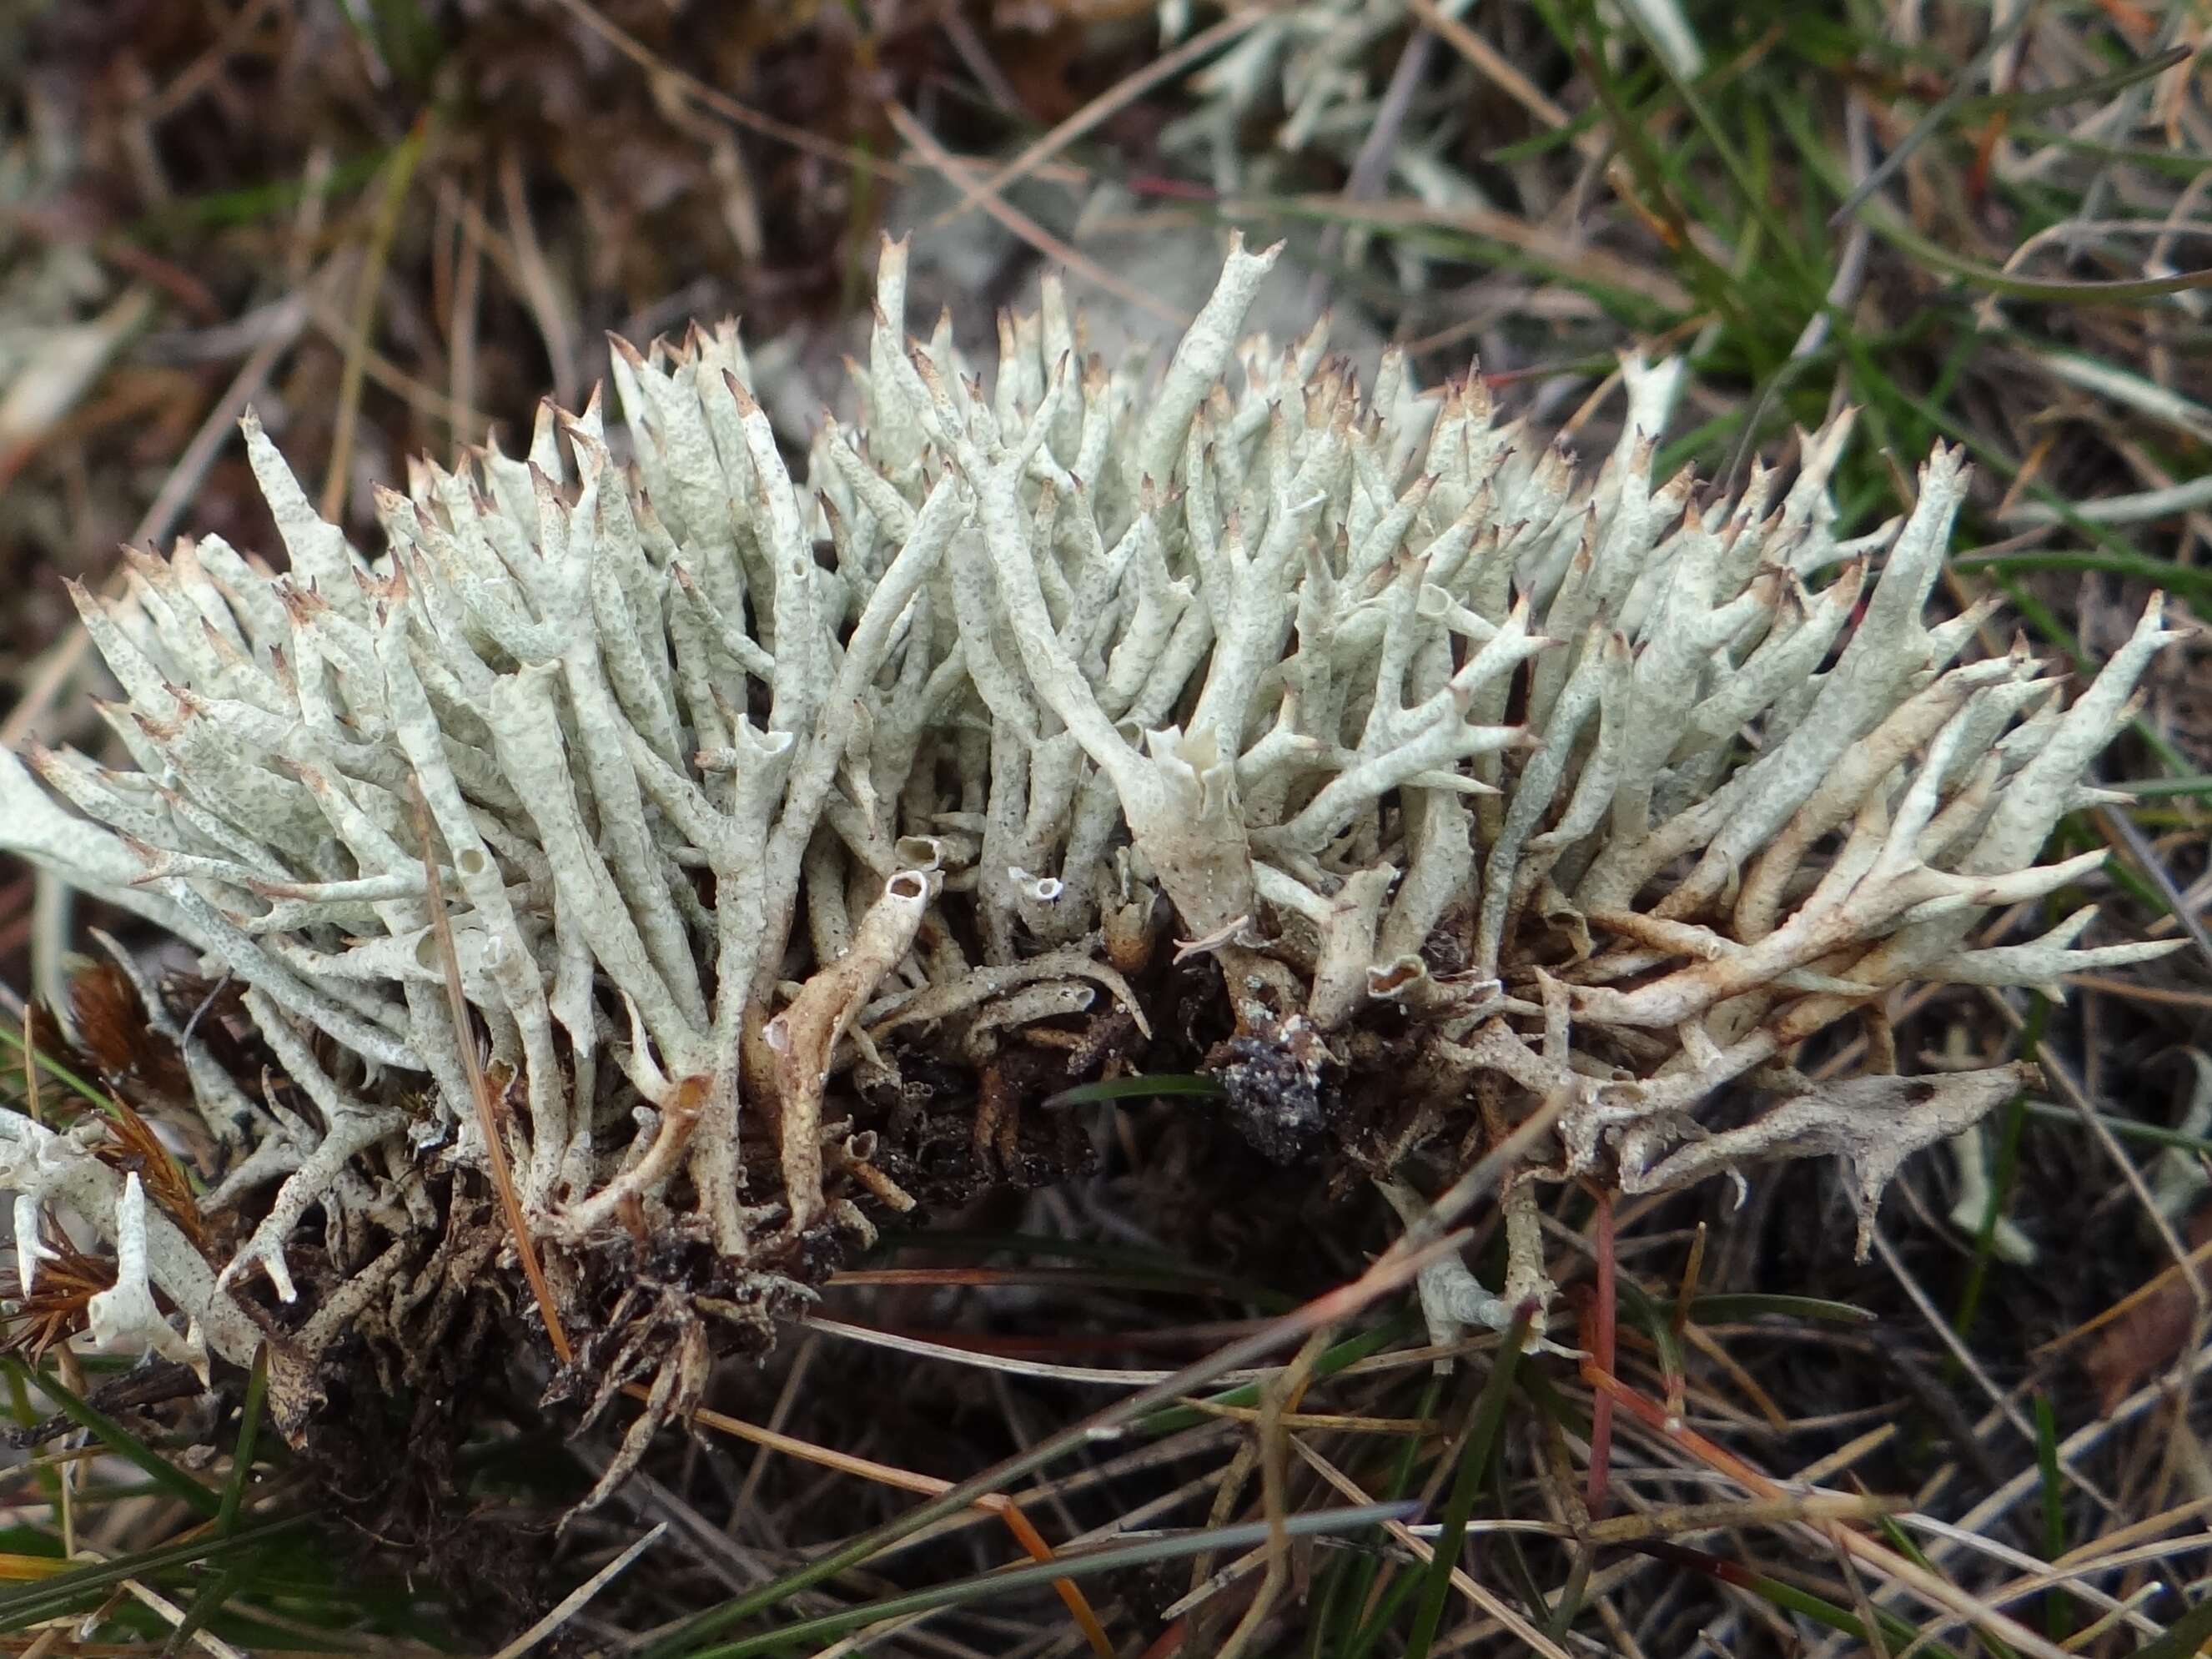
xmin=1774 ymin=97 xmax=2212 ymax=303
xmin=2009 ymin=125 xmax=2212 ymax=178
xmin=1880 ymin=1516 xmax=2018 ymax=1659
xmin=1332 ymin=1371 xmax=1445 ymax=1659
xmin=5 ymin=1361 xmax=221 ymax=1518
xmin=1616 ymin=1277 xmax=1686 ymax=1382
xmin=0 ymin=1021 xmax=118 ymax=1114
xmin=133 ymin=150 xmax=392 ymax=235
xmin=159 ymin=1561 xmax=253 ymax=1659
xmin=1954 ymin=46 xmax=2193 ymax=119
xmin=0 ymin=1516 xmax=296 ymax=1630
xmin=1952 ymin=549 xmax=2212 ymax=601
xmin=688 ymin=1502 xmax=1419 ymax=1659
xmin=2123 ymin=774 xmax=2212 ymax=799
xmin=1404 ymin=1315 xmax=1528 ymax=1659
xmin=1043 ymin=1073 xmax=1224 ymax=1109
xmin=1687 ymin=1294 xmax=1877 ymax=1325
xmin=2023 ymin=1100 xmax=2212 ymax=1156
xmin=1606 ymin=0 xmax=1818 ymax=293
xmin=216 ymin=1345 xmax=269 ymax=1536
xmin=1862 ymin=203 xmax=2212 ymax=302
xmin=1345 ymin=1564 xmax=1429 ymax=1657
xmin=1136 ymin=1319 xmax=1415 ymax=1438
xmin=2130 ymin=1593 xmax=2212 ymax=1659
xmin=1631 ymin=1541 xmax=1970 ymax=1659
xmin=2034 ymin=1393 xmax=2071 ymax=1640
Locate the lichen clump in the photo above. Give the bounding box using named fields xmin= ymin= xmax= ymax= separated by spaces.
xmin=0 ymin=236 xmax=2179 ymax=1462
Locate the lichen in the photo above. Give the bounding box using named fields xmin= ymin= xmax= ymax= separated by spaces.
xmin=0 ymin=234 xmax=2179 ymax=1472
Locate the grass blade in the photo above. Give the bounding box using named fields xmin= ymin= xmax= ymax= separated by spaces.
xmin=0 ymin=1516 xmax=296 ymax=1630
xmin=1951 ymin=549 xmax=2212 ymax=601
xmin=2023 ymin=1101 xmax=2212 ymax=1155
xmin=1631 ymin=1540 xmax=1971 ymax=1659
xmin=1043 ymin=1073 xmax=1224 ymax=1109
xmin=689 ymin=1503 xmax=1419 ymax=1658
xmin=1954 ymin=46 xmax=2194 ymax=120
xmin=0 ymin=1020 xmax=121 ymax=1114
xmin=1405 ymin=1315 xmax=1528 ymax=1658
xmin=2034 ymin=1394 xmax=2071 ymax=1641
xmin=2131 ymin=1593 xmax=2212 ymax=1659
xmin=215 ymin=1344 xmax=269 ymax=1536
xmin=5 ymin=1361 xmax=220 ymax=1518
xmin=1687 ymin=1294 xmax=1877 ymax=1326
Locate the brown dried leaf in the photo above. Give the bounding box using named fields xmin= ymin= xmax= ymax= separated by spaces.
xmin=2082 ymin=1204 xmax=2212 ymax=1415
xmin=69 ymin=959 xmax=191 ymax=1101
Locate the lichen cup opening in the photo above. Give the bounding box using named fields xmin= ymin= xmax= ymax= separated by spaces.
xmin=0 ymin=232 xmax=2181 ymax=1508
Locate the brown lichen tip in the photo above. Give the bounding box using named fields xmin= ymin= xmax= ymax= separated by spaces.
xmin=0 ymin=239 xmax=2182 ymax=1467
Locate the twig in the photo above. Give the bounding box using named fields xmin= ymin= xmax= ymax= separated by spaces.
xmin=649 ymin=1387 xmax=1115 ymax=1659
xmin=545 ymin=0 xmax=905 ymax=180
xmin=1828 ymin=8 xmax=2033 ymax=228
xmin=884 ymin=102 xmax=1189 ymax=329
xmin=643 ymin=1204 xmax=1494 ymax=1656
xmin=1406 ymin=0 xmax=1581 ymax=139
xmin=499 ymin=145 xmax=579 ymax=412
xmin=1306 ymin=21 xmax=1435 ymax=310
xmin=930 ymin=11 xmax=1268 ymax=233
xmin=1225 ymin=195 xmax=1695 ymax=311
xmin=445 ymin=180 xmax=482 ymax=448
xmin=1586 ymin=1364 xmax=2078 ymax=1659
xmin=2096 ymin=803 xmax=2212 ymax=975
xmin=487 ymin=1524 xmax=667 ymax=1659
xmin=1292 ymin=1436 xmax=1579 ymax=1658
xmin=2 ymin=286 xmax=312 ymax=751
xmin=1214 ymin=1330 xmax=1332 ymax=1659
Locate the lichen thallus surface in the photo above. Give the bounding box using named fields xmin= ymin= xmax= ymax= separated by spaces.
xmin=0 ymin=234 xmax=2181 ymax=1501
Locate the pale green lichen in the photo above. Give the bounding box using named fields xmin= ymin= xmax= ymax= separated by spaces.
xmin=0 ymin=234 xmax=2181 ymax=1428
